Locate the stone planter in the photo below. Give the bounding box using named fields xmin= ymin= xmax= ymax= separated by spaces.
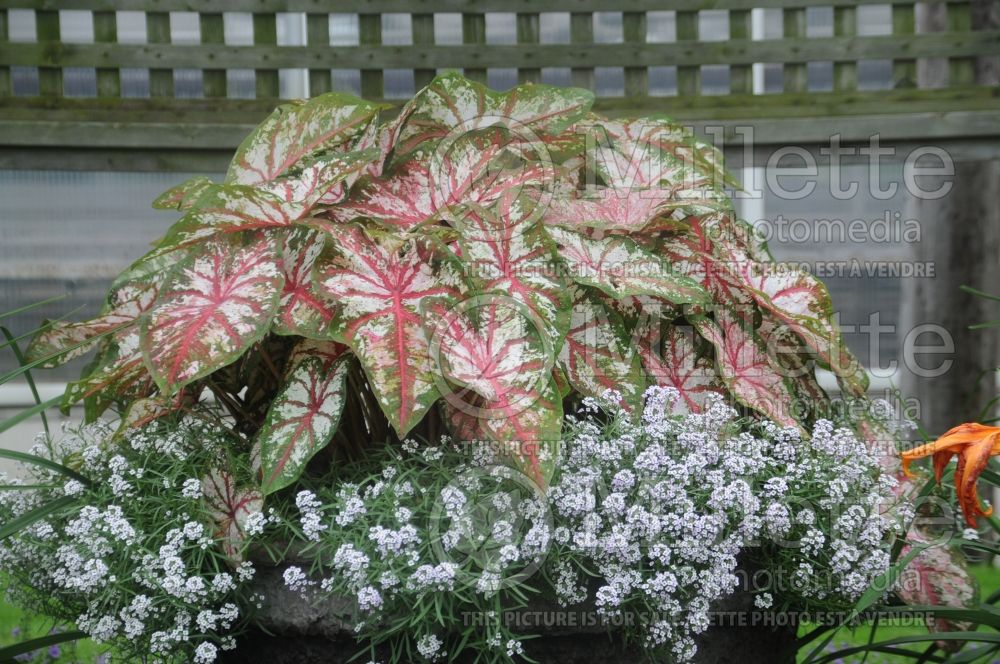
xmin=223 ymin=563 xmax=798 ymax=664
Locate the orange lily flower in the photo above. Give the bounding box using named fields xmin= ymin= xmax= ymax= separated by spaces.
xmin=901 ymin=423 xmax=1000 ymax=526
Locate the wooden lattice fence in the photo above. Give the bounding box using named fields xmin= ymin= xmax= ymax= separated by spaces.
xmin=0 ymin=0 xmax=998 ymax=169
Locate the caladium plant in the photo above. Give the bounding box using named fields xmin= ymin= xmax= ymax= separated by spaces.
xmin=29 ymin=71 xmax=868 ymax=493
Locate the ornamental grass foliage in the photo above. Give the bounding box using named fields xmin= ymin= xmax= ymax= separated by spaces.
xmin=6 ymin=73 xmax=930 ymax=662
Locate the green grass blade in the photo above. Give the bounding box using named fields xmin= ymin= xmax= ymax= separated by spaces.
xmin=0 ymin=448 xmax=90 ymax=486
xmin=1 ymin=326 xmax=49 ymax=437
xmin=0 ymin=397 xmax=61 ymax=437
xmin=960 ymin=285 xmax=1000 ymax=303
xmin=0 ymin=495 xmax=78 ymax=540
xmin=801 ymin=544 xmax=928 ymax=663
xmin=0 ymin=629 xmax=88 ymax=662
xmin=814 ymin=633 xmax=1000 ymax=663
xmin=0 ymin=295 xmax=66 ymax=322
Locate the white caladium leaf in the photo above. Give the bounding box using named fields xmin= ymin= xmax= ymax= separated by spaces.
xmin=159 ymin=151 xmax=376 ymax=252
xmin=660 ymin=215 xmax=753 ymax=307
xmin=355 ymin=97 xmax=418 ymax=177
xmin=694 ymin=311 xmax=799 ymax=428
xmin=316 ymin=225 xmax=458 ymax=435
xmin=635 ymin=318 xmax=722 ymax=414
xmin=27 ymin=316 xmax=127 ymax=370
xmin=116 ymin=392 xmax=188 ymax=435
xmin=202 ymin=469 xmax=264 ymax=564
xmin=559 ymin=288 xmax=644 ymax=411
xmin=459 ymin=193 xmax=571 ymax=340
xmin=227 ymin=93 xmax=384 ymax=185
xmin=27 ymin=281 xmax=159 ymax=369
xmin=152 ymin=176 xmax=216 ymax=211
xmin=273 ymin=228 xmax=337 ymax=338
xmin=62 ymin=326 xmax=154 ymax=416
xmin=422 ymin=296 xmax=561 ymax=487
xmin=546 ymin=226 xmax=709 ymax=305
xmin=397 ymin=71 xmax=594 ymax=155
xmin=590 ymin=117 xmax=727 ymax=195
xmin=333 ymin=128 xmax=548 ymax=230
xmin=733 ymin=261 xmax=868 ymax=397
xmin=541 ymin=186 xmax=676 ymax=233
xmin=140 ymin=233 xmax=284 ymax=393
xmin=257 ymin=344 xmax=350 ymax=494
xmin=257 ymin=149 xmax=377 ymax=207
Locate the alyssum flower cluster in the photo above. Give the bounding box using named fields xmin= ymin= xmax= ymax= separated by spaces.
xmin=262 ymin=387 xmax=906 ymax=663
xmin=0 ymin=418 xmax=259 ymax=663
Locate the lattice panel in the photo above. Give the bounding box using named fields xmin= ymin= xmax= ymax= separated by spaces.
xmin=0 ymin=0 xmax=996 ymax=101
xmin=0 ymin=0 xmax=998 ymax=162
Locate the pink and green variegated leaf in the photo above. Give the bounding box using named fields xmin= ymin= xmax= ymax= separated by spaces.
xmin=559 ymin=288 xmax=644 ymax=411
xmin=635 ymin=319 xmax=723 ymax=414
xmin=115 ymin=392 xmax=188 ymax=436
xmin=332 ymin=128 xmax=548 ymax=230
xmin=758 ymin=317 xmax=830 ymax=415
xmin=693 ymin=311 xmax=800 ymax=428
xmin=257 ymin=149 xmax=377 ymax=208
xmin=898 ymin=528 xmax=977 ymax=637
xmin=62 ymin=326 xmax=154 ymax=418
xmin=355 ymin=97 xmax=418 ymax=177
xmin=316 ymin=225 xmax=458 ymax=435
xmin=257 ymin=349 xmax=351 ymax=494
xmin=441 ymin=396 xmax=490 ymax=444
xmin=226 ymin=93 xmax=384 ymax=185
xmin=159 ymin=151 xmax=375 ymax=251
xmin=27 ymin=281 xmax=159 ymax=369
xmin=396 ymin=71 xmax=594 ymax=155
xmin=458 ymin=194 xmax=571 ymax=340
xmin=273 ymin=228 xmax=337 ymax=338
xmin=202 ymin=469 xmax=264 ymax=564
xmin=733 ymin=261 xmax=868 ymax=396
xmin=541 ymin=186 xmax=676 ymax=233
xmin=546 ymin=226 xmax=709 ymax=305
xmin=660 ymin=215 xmax=753 ymax=307
xmin=422 ymin=296 xmax=561 ymax=487
xmin=152 ymin=176 xmax=216 ymax=211
xmin=140 ymin=233 xmax=284 ymax=393
xmin=591 ymin=116 xmax=729 ymax=195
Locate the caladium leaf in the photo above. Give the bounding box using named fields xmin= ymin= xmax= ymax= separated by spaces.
xmin=159 ymin=151 xmax=376 ymax=252
xmin=546 ymin=226 xmax=709 ymax=305
xmin=441 ymin=397 xmax=490 ymax=444
xmin=273 ymin=228 xmax=337 ymax=338
xmin=759 ymin=317 xmax=830 ymax=417
xmin=559 ymin=288 xmax=644 ymax=411
xmin=140 ymin=232 xmax=284 ymax=393
xmin=694 ymin=311 xmax=800 ymax=428
xmin=422 ymin=296 xmax=561 ymax=487
xmin=27 ymin=281 xmax=159 ymax=369
xmin=227 ymin=93 xmax=384 ymax=185
xmin=257 ymin=344 xmax=351 ymax=494
xmin=202 ymin=469 xmax=264 ymax=564
xmin=898 ymin=529 xmax=978 ymax=636
xmin=316 ymin=225 xmax=459 ymax=435
xmin=332 ymin=128 xmax=548 ymax=230
xmin=115 ymin=392 xmax=188 ymax=435
xmin=458 ymin=194 xmax=571 ymax=340
xmin=733 ymin=261 xmax=868 ymax=396
xmin=152 ymin=176 xmax=216 ymax=211
xmin=62 ymin=326 xmax=154 ymax=418
xmin=590 ymin=117 xmax=729 ymax=196
xmin=635 ymin=318 xmax=723 ymax=414
xmin=541 ymin=186 xmax=676 ymax=233
xmin=660 ymin=216 xmax=753 ymax=307
xmin=397 ymin=71 xmax=594 ymax=155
